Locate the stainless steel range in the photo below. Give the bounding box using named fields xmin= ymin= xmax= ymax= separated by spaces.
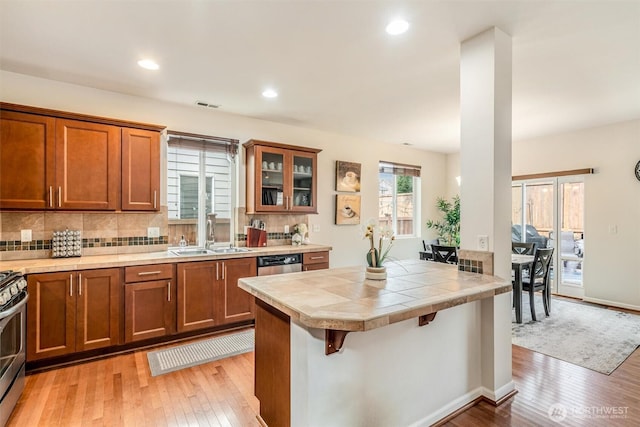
xmin=0 ymin=271 xmax=28 ymax=426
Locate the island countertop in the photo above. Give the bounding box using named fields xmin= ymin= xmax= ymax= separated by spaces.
xmin=238 ymin=258 xmax=512 ymax=332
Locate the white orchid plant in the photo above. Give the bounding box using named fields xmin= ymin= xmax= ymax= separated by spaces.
xmin=363 ymin=219 xmax=395 ymax=268
xmin=293 ymin=223 xmax=308 ymax=238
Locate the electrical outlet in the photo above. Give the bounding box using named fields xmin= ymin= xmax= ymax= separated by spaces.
xmin=609 ymin=224 xmax=618 ymax=235
xmin=478 ymin=235 xmax=489 ymax=251
xmin=147 ymin=227 xmax=160 ymax=238
xmin=284 ymin=225 xmax=289 ymax=234
xmin=313 ymin=224 xmax=320 ymax=232
xmin=21 ymin=229 xmax=32 ymax=242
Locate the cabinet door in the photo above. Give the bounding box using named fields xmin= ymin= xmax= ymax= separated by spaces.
xmin=55 ymin=119 xmax=120 ymax=210
xmin=125 ymin=279 xmax=175 ymax=342
xmin=0 ymin=111 xmax=55 ymax=209
xmin=27 ymin=272 xmax=76 ymax=361
xmin=289 ymin=150 xmax=318 ymax=213
xmin=122 ymin=128 xmax=160 ymax=211
xmin=220 ymin=257 xmax=257 ymax=324
xmin=76 ymin=268 xmax=121 ymax=351
xmin=177 ymin=261 xmax=219 ymax=332
xmin=254 ymin=145 xmax=289 ymax=212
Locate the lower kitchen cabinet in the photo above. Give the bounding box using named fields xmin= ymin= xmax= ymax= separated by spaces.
xmin=27 ymin=268 xmax=121 ymax=361
xmin=124 ymin=264 xmax=175 ymax=342
xmin=302 ymin=251 xmax=330 ymax=271
xmin=177 ymin=261 xmax=219 ymax=333
xmin=221 ymin=257 xmax=257 ymax=324
xmin=177 ymin=258 xmax=257 ymax=333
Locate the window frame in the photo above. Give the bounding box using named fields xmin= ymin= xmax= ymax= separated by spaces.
xmin=378 ymin=161 xmax=421 ymax=238
xmin=167 ymin=132 xmax=238 ymax=248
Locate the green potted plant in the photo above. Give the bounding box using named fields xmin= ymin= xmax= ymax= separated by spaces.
xmin=426 ymin=195 xmax=460 ymax=246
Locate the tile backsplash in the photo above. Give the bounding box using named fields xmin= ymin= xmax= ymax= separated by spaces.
xmin=0 ymin=207 xmax=311 ymax=260
xmin=0 ymin=209 xmax=169 ymax=260
xmin=235 ymin=208 xmax=308 ymax=246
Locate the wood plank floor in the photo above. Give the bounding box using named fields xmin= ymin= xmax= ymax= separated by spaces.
xmin=9 ymin=330 xmax=640 ymax=426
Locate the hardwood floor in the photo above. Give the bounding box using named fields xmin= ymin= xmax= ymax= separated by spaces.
xmin=444 ymin=345 xmax=640 ymax=426
xmin=9 ymin=331 xmax=640 ymax=426
xmin=9 ymin=331 xmax=260 ymax=426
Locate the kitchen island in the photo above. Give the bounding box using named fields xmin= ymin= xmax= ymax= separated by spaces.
xmin=238 ymin=259 xmax=513 ymax=427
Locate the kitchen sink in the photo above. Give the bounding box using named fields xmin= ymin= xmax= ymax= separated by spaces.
xmin=169 ymin=247 xmax=251 ymax=256
xmin=169 ymin=248 xmax=216 ymax=256
xmin=212 ymin=247 xmax=251 ymax=254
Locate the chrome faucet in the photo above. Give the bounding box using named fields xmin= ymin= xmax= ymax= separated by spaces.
xmin=205 ymin=213 xmax=216 ymax=249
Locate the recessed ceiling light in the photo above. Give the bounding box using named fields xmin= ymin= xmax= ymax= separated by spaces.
xmin=402 ymin=142 xmax=412 ymax=146
xmin=262 ymin=89 xmax=278 ymax=98
xmin=386 ymin=19 xmax=409 ymax=35
xmin=137 ymin=59 xmax=159 ymax=70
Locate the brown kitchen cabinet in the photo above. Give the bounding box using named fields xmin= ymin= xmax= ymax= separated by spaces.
xmin=176 ymin=260 xmax=218 ymax=333
xmin=244 ymin=139 xmax=321 ymax=214
xmin=302 ymin=251 xmax=330 ymax=271
xmin=121 ymin=128 xmax=160 ymax=211
xmin=27 ymin=268 xmax=121 ymax=361
xmin=124 ymin=264 xmax=175 ymax=342
xmin=56 ymin=119 xmax=121 ymax=210
xmin=0 ymin=103 xmax=164 ymax=211
xmin=220 ymin=257 xmax=257 ymax=324
xmin=0 ymin=110 xmax=55 ymax=209
xmin=177 ymin=257 xmax=257 ymax=333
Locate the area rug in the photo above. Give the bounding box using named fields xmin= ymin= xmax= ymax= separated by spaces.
xmin=147 ymin=329 xmax=254 ymax=376
xmin=512 ymin=296 xmax=640 ymax=375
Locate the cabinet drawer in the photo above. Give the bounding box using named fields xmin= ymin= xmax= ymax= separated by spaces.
xmin=303 ymin=251 xmax=329 ymax=265
xmin=302 ymin=263 xmax=329 ymax=271
xmin=125 ymin=264 xmax=173 ymax=282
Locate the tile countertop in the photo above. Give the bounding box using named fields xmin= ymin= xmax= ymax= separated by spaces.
xmin=0 ymin=244 xmax=332 ymax=275
xmin=238 ymin=259 xmax=512 ymax=332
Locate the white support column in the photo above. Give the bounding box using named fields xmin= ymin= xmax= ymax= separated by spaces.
xmin=460 ymin=27 xmax=514 ymax=400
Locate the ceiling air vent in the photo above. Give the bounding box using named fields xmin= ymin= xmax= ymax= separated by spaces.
xmin=195 ymin=101 xmax=220 ymax=109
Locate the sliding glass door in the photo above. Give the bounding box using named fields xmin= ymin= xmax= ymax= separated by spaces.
xmin=512 ymin=177 xmax=585 ymax=298
xmin=557 ymin=178 xmax=585 ymax=296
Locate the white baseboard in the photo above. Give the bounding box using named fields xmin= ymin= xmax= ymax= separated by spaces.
xmin=407 ymin=381 xmax=517 ymax=426
xmin=408 ymin=387 xmax=484 ymax=427
xmin=582 ymin=296 xmax=640 ymax=312
xmin=481 ymin=380 xmax=516 ymax=402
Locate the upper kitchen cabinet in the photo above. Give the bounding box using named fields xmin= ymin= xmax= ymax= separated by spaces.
xmin=244 ymin=139 xmax=321 ymax=214
xmin=0 ymin=103 xmax=164 ymax=211
xmin=0 ymin=110 xmax=55 ymax=209
xmin=122 ymin=128 xmax=160 ymax=211
xmin=55 ymin=119 xmax=120 ymax=210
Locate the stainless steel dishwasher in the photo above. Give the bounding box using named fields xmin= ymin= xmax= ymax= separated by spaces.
xmin=257 ymin=254 xmax=302 ymax=276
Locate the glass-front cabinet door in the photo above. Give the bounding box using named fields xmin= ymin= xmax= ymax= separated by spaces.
xmin=256 ymin=146 xmax=287 ymax=212
xmin=290 ymin=151 xmax=316 ymax=212
xmin=246 ymin=140 xmax=320 ymax=214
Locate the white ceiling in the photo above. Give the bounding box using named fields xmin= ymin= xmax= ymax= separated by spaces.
xmin=1 ymin=1 xmax=639 ymax=153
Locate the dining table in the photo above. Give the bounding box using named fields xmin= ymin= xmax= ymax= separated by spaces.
xmin=512 ymin=254 xmax=534 ymax=323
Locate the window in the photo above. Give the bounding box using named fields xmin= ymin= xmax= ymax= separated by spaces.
xmin=378 ymin=161 xmax=420 ymax=237
xmin=167 ymin=132 xmax=238 ymax=247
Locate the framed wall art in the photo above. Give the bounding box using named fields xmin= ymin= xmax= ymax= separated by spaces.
xmin=335 ymin=194 xmax=361 ymax=225
xmin=336 ymin=160 xmax=361 ymax=192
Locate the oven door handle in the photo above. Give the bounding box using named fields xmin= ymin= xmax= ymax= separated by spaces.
xmin=0 ymin=293 xmax=29 ymax=319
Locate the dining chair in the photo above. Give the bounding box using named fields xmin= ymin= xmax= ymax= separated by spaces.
xmin=431 ymin=244 xmax=458 ymax=264
xmin=511 ymin=242 xmax=536 ymax=255
xmin=518 ymin=247 xmax=554 ymax=321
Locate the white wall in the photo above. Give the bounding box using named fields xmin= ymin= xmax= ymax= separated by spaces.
xmin=446 ymin=152 xmax=461 ymax=199
xmin=291 ymin=303 xmax=484 ymax=426
xmin=0 ymin=70 xmax=447 ymax=268
xmin=445 ymin=120 xmax=640 ymax=309
xmin=512 ymin=119 xmax=640 ymax=309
